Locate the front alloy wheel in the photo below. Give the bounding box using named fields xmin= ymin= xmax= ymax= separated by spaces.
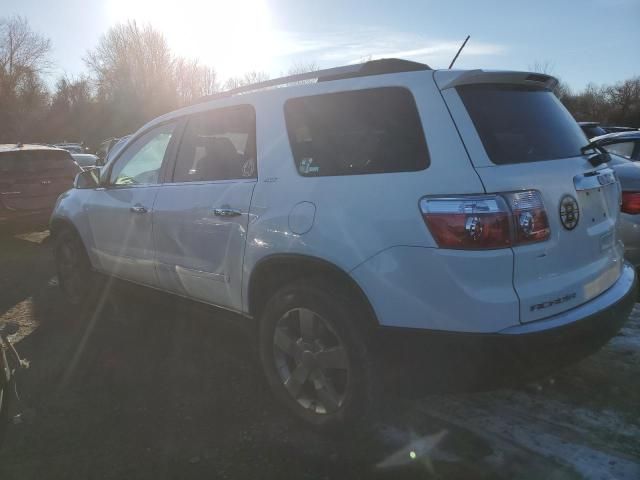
xmin=54 ymin=230 xmax=92 ymax=304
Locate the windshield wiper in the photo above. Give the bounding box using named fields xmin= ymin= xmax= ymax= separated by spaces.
xmin=581 ymin=141 xmax=611 ymax=167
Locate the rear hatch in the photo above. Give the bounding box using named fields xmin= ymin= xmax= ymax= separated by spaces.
xmin=0 ymin=149 xmax=79 ymax=212
xmin=437 ymin=71 xmax=623 ymax=323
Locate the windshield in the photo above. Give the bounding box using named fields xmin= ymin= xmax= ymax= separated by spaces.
xmin=458 ymin=84 xmax=588 ymax=164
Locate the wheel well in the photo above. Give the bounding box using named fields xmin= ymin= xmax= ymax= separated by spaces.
xmin=49 ymin=217 xmax=78 ymax=240
xmin=247 ymin=255 xmax=378 ymax=328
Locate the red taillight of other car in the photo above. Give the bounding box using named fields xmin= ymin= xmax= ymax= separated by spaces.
xmin=420 ymin=191 xmax=550 ymax=250
xmin=621 ymin=192 xmax=640 ymax=214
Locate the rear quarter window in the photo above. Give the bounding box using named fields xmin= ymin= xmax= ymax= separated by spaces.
xmin=284 ymin=87 xmax=429 ymax=177
xmin=458 ymin=84 xmax=587 ymax=165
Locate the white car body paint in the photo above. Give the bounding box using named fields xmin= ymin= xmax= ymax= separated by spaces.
xmin=52 ymin=66 xmax=634 ymax=335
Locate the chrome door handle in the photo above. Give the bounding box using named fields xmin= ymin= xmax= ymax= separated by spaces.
xmin=213 ymin=207 xmax=242 ymax=217
xmin=130 ymin=205 xmax=148 ymax=214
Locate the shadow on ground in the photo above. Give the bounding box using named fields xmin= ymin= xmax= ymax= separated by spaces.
xmin=0 ymin=232 xmax=637 ymax=479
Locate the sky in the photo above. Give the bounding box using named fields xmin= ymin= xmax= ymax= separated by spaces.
xmin=5 ymin=0 xmax=640 ymax=91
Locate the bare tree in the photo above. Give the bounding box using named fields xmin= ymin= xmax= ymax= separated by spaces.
xmin=0 ymin=16 xmax=52 ymax=141
xmin=84 ymin=21 xmax=178 ymax=134
xmin=222 ymin=71 xmax=270 ymax=91
xmin=174 ymin=58 xmax=219 ymax=105
xmin=287 ymin=61 xmax=318 ymax=76
xmin=0 ymin=16 xmax=51 ymax=81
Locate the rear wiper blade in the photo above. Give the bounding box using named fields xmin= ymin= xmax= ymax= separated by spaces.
xmin=581 ymin=141 xmax=610 ymax=167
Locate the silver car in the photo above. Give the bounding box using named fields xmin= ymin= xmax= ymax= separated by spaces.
xmin=605 ymin=156 xmax=640 ymax=267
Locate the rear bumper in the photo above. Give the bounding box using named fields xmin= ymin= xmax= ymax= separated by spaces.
xmin=375 ymin=262 xmax=637 ymax=391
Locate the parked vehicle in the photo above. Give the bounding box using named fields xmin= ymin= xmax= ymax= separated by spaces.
xmin=589 ymin=132 xmax=640 ymax=268
xmin=1 ymin=144 xmax=80 ymax=232
xmin=71 ymin=153 xmax=100 ymax=171
xmin=602 ymin=126 xmax=638 ymax=134
xmin=592 ymin=130 xmax=640 ymax=162
xmin=50 ymin=59 xmax=637 ymax=430
xmin=579 ymin=121 xmax=608 ymax=139
xmin=604 ymin=155 xmax=640 ymax=269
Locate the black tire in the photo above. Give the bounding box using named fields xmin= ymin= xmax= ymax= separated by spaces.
xmin=258 ymin=278 xmax=378 ymax=431
xmin=53 ymin=228 xmax=96 ymax=305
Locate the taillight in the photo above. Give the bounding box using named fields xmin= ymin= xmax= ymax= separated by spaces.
xmin=420 ymin=196 xmax=512 ymax=249
xmin=504 ymin=191 xmax=550 ymax=244
xmin=621 ymin=192 xmax=640 ymax=214
xmin=420 ymin=190 xmax=550 ymax=250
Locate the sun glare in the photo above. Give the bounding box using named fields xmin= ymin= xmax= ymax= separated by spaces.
xmin=107 ymin=0 xmax=274 ymax=79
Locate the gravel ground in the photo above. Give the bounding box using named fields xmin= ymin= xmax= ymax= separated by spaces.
xmin=0 ymin=231 xmax=638 ymax=479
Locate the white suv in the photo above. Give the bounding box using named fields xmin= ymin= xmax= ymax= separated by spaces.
xmin=51 ymin=59 xmax=637 ymax=430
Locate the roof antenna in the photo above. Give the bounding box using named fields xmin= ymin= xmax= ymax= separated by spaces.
xmin=448 ymin=35 xmax=470 ymax=69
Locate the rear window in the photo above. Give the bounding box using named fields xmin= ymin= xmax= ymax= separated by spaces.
xmin=0 ymin=150 xmax=76 ymax=173
xmin=284 ymin=87 xmax=429 ymax=177
xmin=457 ymin=84 xmax=587 ymax=165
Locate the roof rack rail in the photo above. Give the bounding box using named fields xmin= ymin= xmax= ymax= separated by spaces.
xmin=195 ymin=58 xmax=430 ymax=104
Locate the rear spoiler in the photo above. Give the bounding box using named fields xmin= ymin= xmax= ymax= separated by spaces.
xmin=434 ymin=70 xmax=559 ymax=91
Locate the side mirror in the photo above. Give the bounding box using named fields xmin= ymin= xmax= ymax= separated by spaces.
xmin=74 ymin=167 xmax=101 ymax=189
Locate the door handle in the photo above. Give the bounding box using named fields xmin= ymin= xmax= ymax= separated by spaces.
xmin=213 ymin=207 xmax=242 ymax=217
xmin=130 ymin=204 xmax=148 ymax=214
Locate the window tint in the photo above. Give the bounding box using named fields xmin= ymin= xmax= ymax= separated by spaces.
xmin=458 ymin=84 xmax=588 ymax=165
xmin=0 ymin=150 xmax=76 ymax=174
xmin=173 ymin=106 xmax=256 ymax=182
xmin=110 ymin=123 xmax=176 ymax=185
xmin=284 ymin=87 xmax=429 ymax=177
xmin=604 ymin=141 xmax=635 ymax=159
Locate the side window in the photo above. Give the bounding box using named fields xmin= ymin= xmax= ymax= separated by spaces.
xmin=173 ymin=105 xmax=256 ymax=182
xmin=604 ymin=141 xmax=635 ymax=159
xmin=110 ymin=122 xmax=176 ymax=186
xmin=284 ymin=87 xmax=429 ymax=177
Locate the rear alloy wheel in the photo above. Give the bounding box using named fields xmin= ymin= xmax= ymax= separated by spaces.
xmin=273 ymin=307 xmax=350 ymax=415
xmin=259 ymin=280 xmax=376 ymax=431
xmin=54 ymin=229 xmax=93 ymax=305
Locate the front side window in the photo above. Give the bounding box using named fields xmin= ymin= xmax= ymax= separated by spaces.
xmin=284 ymin=87 xmax=429 ymax=177
xmin=110 ymin=122 xmax=176 ymax=185
xmin=172 ymin=105 xmax=257 ymax=182
xmin=604 ymin=141 xmax=635 ymax=159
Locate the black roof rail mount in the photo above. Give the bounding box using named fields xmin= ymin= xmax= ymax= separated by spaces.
xmin=196 ymin=58 xmax=431 ymax=104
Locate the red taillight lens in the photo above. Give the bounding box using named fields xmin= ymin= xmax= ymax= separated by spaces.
xmin=420 ymin=191 xmax=550 ymax=250
xmin=420 ymin=196 xmax=512 ymax=249
xmin=621 ymin=192 xmax=640 ymax=214
xmin=504 ymin=191 xmax=550 ymax=244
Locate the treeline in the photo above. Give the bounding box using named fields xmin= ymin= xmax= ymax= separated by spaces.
xmin=0 ymin=17 xmax=277 ymax=148
xmin=558 ymin=79 xmax=640 ymax=127
xmin=0 ymin=16 xmax=638 ymax=151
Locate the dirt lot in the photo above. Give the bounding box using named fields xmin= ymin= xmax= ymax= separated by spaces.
xmin=0 ymin=231 xmax=639 ymax=479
